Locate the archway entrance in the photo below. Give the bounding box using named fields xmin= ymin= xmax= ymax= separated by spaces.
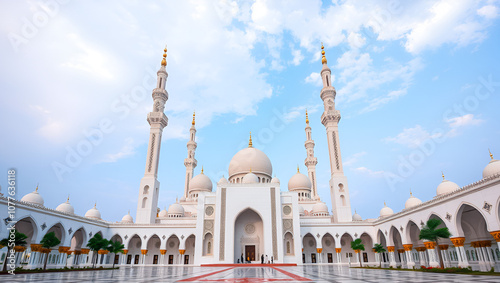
xmin=234 ymin=209 xmax=263 ymax=263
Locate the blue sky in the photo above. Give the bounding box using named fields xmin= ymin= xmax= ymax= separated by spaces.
xmin=1 ymin=0 xmax=499 ymax=222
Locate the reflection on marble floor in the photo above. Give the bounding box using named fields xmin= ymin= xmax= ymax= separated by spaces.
xmin=1 ymin=265 xmax=499 ymax=282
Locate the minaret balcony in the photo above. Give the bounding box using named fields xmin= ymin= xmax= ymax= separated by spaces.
xmin=147 ymin=112 xmax=168 ymax=128
xmin=152 ymin=88 xmax=168 ymax=101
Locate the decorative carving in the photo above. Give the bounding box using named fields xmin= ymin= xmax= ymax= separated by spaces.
xmin=160 ymin=249 xmax=166 ymax=255
xmin=148 ymin=133 xmax=156 ymax=172
xmin=490 ymin=231 xmax=500 ymax=242
xmin=450 ymin=237 xmax=465 ymax=247
xmin=446 ymin=213 xmax=452 ymax=221
xmin=424 ymin=242 xmax=436 ymax=249
xmin=400 ymin=226 xmax=403 ymax=232
xmin=271 ymin=187 xmax=278 ymax=260
xmin=309 ymin=240 xmax=314 ymax=247
xmin=438 ymin=244 xmax=449 ymax=250
xmin=415 ymin=247 xmax=426 ymax=252
xmin=354 ymin=233 xmax=358 ymax=238
xmin=41 ymin=223 xmax=47 ymax=230
xmin=335 ymin=233 xmax=339 ymax=238
xmin=205 ymin=206 xmax=214 ymax=216
xmin=181 ymin=235 xmax=184 ymax=240
xmin=89 ymin=232 xmax=93 ymax=238
xmin=219 ymin=188 xmax=226 ymax=261
xmin=124 ymin=235 xmax=128 ymax=240
xmin=335 ymin=248 xmax=341 ymax=253
xmin=169 ymin=241 xmax=175 ymax=248
xmin=325 ymin=240 xmax=331 ymax=247
xmin=316 ymin=248 xmax=323 ymax=254
xmin=316 ymin=233 xmax=320 ymax=238
xmin=245 ymin=224 xmax=255 ymax=234
xmin=403 ymin=244 xmax=413 ymax=251
xmin=397 ymin=249 xmax=404 ymax=254
xmin=332 ymin=132 xmax=340 ymax=170
xmin=387 ymin=246 xmax=395 ymax=252
xmin=162 ymin=235 xmax=166 ymax=240
xmin=68 ymin=228 xmax=73 ymax=235
xmin=141 ymin=249 xmax=148 ymax=255
xmin=283 ymin=205 xmax=291 ymax=215
xmin=420 ymin=221 xmax=424 ymax=227
xmin=283 ymin=219 xmax=292 ymax=230
xmin=144 ymin=235 xmax=147 ymax=239
xmin=483 ymin=201 xmax=492 ymax=213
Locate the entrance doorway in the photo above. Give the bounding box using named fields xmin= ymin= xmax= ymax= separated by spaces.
xmin=114 ymin=254 xmax=119 ymax=264
xmin=134 ymin=255 xmax=139 ymax=264
xmin=153 ymin=255 xmax=158 ymax=264
xmin=311 ymin=253 xmax=316 ymax=263
xmin=245 ymin=245 xmax=256 ymax=262
xmin=127 ymin=255 xmax=132 ymax=264
xmin=184 ymin=255 xmax=190 ymax=264
xmin=327 ymin=253 xmax=333 ymax=263
xmin=168 ymin=255 xmax=174 ymax=264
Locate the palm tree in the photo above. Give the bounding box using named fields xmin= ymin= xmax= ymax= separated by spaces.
xmin=40 ymin=232 xmax=61 ymax=270
xmin=419 ymin=218 xmax=451 ymax=268
xmin=106 ymin=240 xmax=125 ymax=268
xmin=87 ymin=234 xmax=109 ymax=268
xmin=350 ymin=238 xmax=365 ymax=267
xmin=373 ymin=243 xmax=386 ymax=268
xmin=0 ymin=229 xmax=28 ymax=272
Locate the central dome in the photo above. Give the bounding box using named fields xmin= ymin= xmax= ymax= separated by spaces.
xmin=228 ymin=147 xmax=273 ymax=180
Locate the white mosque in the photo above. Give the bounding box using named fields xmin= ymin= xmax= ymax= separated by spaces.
xmin=1 ymin=46 xmax=500 ymax=272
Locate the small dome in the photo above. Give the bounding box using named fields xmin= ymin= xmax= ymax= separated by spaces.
xmin=352 ymin=211 xmax=362 ymax=221
xmin=159 ymin=207 xmax=168 ymax=218
xmin=298 ymin=205 xmax=305 ymax=216
xmin=405 ymin=192 xmax=422 ymax=209
xmin=85 ymin=204 xmax=101 ymax=220
xmin=288 ymin=170 xmax=312 ymax=191
xmin=436 ymin=174 xmax=459 ymax=196
xmin=312 ymin=202 xmax=329 ymax=215
xmin=121 ymin=212 xmax=133 ymax=223
xmin=56 ymin=197 xmax=74 ymax=214
xmin=483 ymin=154 xmax=500 ymax=178
xmin=218 ymin=176 xmax=228 ymax=184
xmin=168 ymin=202 xmax=184 ymax=217
xmin=228 ymin=146 xmax=273 ymax=178
xmin=20 ymin=186 xmax=44 ymax=206
xmin=242 ymin=172 xmax=259 ymax=183
xmin=380 ymin=203 xmax=394 ymax=217
xmin=189 ymin=171 xmax=212 ymax=192
xmin=271 ymin=176 xmax=280 ymax=184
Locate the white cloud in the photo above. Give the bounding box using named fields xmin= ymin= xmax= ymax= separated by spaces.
xmin=385 ymin=125 xmax=442 ymax=149
xmin=283 ymin=104 xmax=321 ymax=122
xmin=477 ymin=5 xmax=499 ymax=19
xmin=290 ymin=48 xmax=304 ymax=66
xmin=355 ymin=166 xmax=385 ymax=177
xmin=100 ymin=138 xmax=136 ymax=163
xmin=347 ymin=32 xmax=366 ymax=49
xmin=446 ymin=114 xmax=484 ymax=128
xmin=305 ymin=72 xmax=323 ymax=87
xmin=344 ymin=152 xmax=367 ymax=167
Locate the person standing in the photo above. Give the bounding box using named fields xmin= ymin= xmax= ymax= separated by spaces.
xmin=241 ymin=253 xmax=244 ymax=264
xmin=261 ymin=254 xmax=264 ymax=264
xmin=271 ymin=256 xmax=273 ymax=264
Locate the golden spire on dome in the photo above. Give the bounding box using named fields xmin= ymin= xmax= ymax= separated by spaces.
xmin=94 ymin=202 xmax=97 ymax=208
xmin=192 ymin=111 xmax=196 ymax=126
xmin=248 ymin=132 xmax=253 ymax=148
xmin=384 ymin=201 xmax=386 ymax=206
xmin=201 ymin=166 xmax=204 ymax=174
xmin=409 ymin=188 xmax=412 ymax=196
xmin=161 ymin=45 xmax=167 ymax=66
xmin=305 ymin=109 xmax=309 ymax=124
xmin=297 ymin=165 xmax=300 ymax=173
xmin=489 ymin=148 xmax=494 ymax=160
xmin=67 ymin=195 xmax=70 ymax=202
xmin=249 ymin=167 xmax=252 ymax=173
xmin=35 ymin=183 xmax=39 ymax=192
xmin=441 ymin=172 xmax=445 ymax=180
xmin=321 ymin=43 xmax=327 ymax=64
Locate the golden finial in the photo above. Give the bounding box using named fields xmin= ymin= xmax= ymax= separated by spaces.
xmin=442 ymin=172 xmax=445 ymax=180
xmin=128 ymin=210 xmax=130 ymax=215
xmin=305 ymin=109 xmax=309 ymax=124
xmin=489 ymin=148 xmax=494 ymax=160
xmin=94 ymin=202 xmax=97 ymax=208
xmin=192 ymin=111 xmax=196 ymax=126
xmin=409 ymin=188 xmax=412 ymax=196
xmin=248 ymin=132 xmax=253 ymax=148
xmin=321 ymin=43 xmax=327 ymax=64
xmin=201 ymin=166 xmax=204 ymax=174
xmin=297 ymin=165 xmax=300 ymax=173
xmin=67 ymin=195 xmax=70 ymax=202
xmin=384 ymin=201 xmax=386 ymax=206
xmin=249 ymin=167 xmax=252 ymax=173
xmin=35 ymin=183 xmax=39 ymax=192
xmin=161 ymin=45 xmax=167 ymax=66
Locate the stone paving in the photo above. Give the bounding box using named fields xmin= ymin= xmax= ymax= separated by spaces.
xmin=1 ymin=265 xmax=499 ymax=282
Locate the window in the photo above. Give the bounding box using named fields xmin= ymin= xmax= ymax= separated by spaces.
xmin=286 ymin=241 xmax=290 ymax=254
xmin=142 ymin=197 xmax=147 ymax=208
xmin=340 ymin=195 xmax=346 ymax=206
xmin=208 ymin=241 xmax=212 ymax=254
xmin=143 ymin=185 xmax=149 ymax=194
xmin=326 ymin=76 xmax=329 ymax=86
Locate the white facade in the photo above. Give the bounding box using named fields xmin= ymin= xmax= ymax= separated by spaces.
xmin=1 ymin=48 xmax=500 ymax=272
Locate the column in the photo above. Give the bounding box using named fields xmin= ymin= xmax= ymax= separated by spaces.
xmin=141 ymin=250 xmax=148 ymax=265
xmin=415 ymin=247 xmax=425 ymax=267
xmin=317 ymin=248 xmax=323 ymax=264
xmin=81 ymin=249 xmax=90 ymax=267
xmin=335 ymin=248 xmax=341 ymax=264
xmin=490 ymin=231 xmax=500 ymax=272
xmin=179 ymin=249 xmax=185 ymax=265
xmin=387 ymin=246 xmax=397 ymax=268
xmin=122 ymin=250 xmax=128 ymax=265
xmin=472 ymin=241 xmax=488 ymax=271
xmin=160 ymin=250 xmax=166 ymax=265
xmin=398 ymin=249 xmax=406 ymax=268
xmin=437 ymin=245 xmax=450 ymax=268
xmin=481 ymin=241 xmax=494 ymax=270
xmin=450 ymin=237 xmax=469 ymax=268
xmin=424 ymin=242 xmax=439 ymax=267
xmin=403 ymin=244 xmax=414 ymax=269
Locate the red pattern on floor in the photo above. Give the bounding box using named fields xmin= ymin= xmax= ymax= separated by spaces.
xmin=178 ymin=266 xmax=311 ymax=282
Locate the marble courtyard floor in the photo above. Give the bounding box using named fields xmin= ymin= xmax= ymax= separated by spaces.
xmin=1 ymin=265 xmax=499 ymax=282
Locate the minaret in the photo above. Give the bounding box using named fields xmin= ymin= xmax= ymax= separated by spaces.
xmin=319 ymin=44 xmax=352 ymax=222
xmin=183 ymin=112 xmax=198 ymax=199
xmin=136 ymin=47 xmax=169 ymax=224
xmin=304 ymin=110 xmax=319 ymax=200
